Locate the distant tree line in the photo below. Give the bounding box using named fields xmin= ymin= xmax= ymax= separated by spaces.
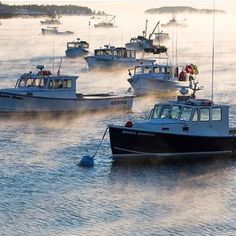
xmin=145 ymin=6 xmax=226 ymax=14
xmin=0 ymin=2 xmax=105 ymax=18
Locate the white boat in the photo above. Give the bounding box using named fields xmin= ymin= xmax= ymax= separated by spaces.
xmin=40 ymin=18 xmax=61 ymax=25
xmin=125 ymin=20 xmax=167 ymax=53
xmin=127 ymin=61 xmax=197 ymax=95
xmin=65 ymin=38 xmax=89 ymax=58
xmin=109 ymin=79 xmax=236 ymax=162
xmin=125 ymin=36 xmax=153 ymax=51
xmin=94 ymin=15 xmax=116 ymax=28
xmin=161 ymin=14 xmax=187 ymax=28
xmin=42 ymin=27 xmax=74 ymax=35
xmin=154 ymin=32 xmax=170 ymax=43
xmin=84 ymin=45 xmax=155 ymax=69
xmin=0 ymin=65 xmax=133 ymax=115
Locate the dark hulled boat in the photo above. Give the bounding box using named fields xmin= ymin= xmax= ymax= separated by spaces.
xmin=109 ymin=81 xmax=236 ymax=162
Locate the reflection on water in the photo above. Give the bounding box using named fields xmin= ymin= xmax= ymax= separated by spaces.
xmin=0 ymin=1 xmax=236 ymax=235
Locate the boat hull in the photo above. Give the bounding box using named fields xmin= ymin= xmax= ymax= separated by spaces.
xmin=128 ymin=77 xmax=187 ymax=95
xmin=65 ymin=48 xmax=88 ymax=58
xmin=85 ymin=56 xmax=154 ymax=69
xmin=109 ymin=126 xmax=236 ymax=162
xmin=0 ymin=92 xmax=133 ymax=115
xmin=42 ymin=28 xmax=74 ymax=35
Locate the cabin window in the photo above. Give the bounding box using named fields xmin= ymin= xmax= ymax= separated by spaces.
xmin=144 ymin=67 xmax=152 ymax=74
xmin=32 ymin=78 xmax=42 ymax=87
xmin=200 ymin=108 xmax=210 ymax=121
xmin=154 ymin=67 xmax=160 ymax=74
xmin=131 ymin=51 xmax=135 ymax=58
xmin=135 ymin=67 xmax=142 ymax=74
xmin=170 ymin=105 xmax=181 ymax=119
xmin=151 ymin=105 xmax=162 ymax=119
xmin=18 ymin=79 xmax=26 ymax=87
xmin=48 ymin=80 xmax=53 ymax=89
xmin=160 ymin=105 xmax=171 ymax=119
xmin=107 ymin=50 xmax=112 ymax=55
xmin=63 ymin=79 xmax=72 ymax=89
xmin=127 ymin=51 xmax=131 ymax=58
xmin=212 ymin=108 xmax=222 ymax=121
xmin=180 ymin=107 xmax=193 ymax=121
xmin=53 ymin=79 xmax=63 ymax=89
xmin=192 ymin=109 xmax=198 ymax=122
xmin=26 ymin=78 xmax=33 ymax=87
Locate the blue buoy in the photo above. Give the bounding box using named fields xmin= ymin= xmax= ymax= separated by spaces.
xmin=78 ymin=155 xmax=94 ymax=167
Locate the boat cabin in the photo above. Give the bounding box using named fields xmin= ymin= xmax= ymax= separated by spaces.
xmin=67 ymin=39 xmax=89 ymax=49
xmin=94 ymin=46 xmax=136 ymax=59
xmin=12 ymin=65 xmax=78 ymax=99
xmin=144 ymin=99 xmax=229 ymax=136
xmin=131 ymin=63 xmax=185 ymax=80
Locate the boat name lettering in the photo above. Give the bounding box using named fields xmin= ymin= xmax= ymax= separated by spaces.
xmin=122 ymin=130 xmax=137 ymax=135
xmin=137 ymin=132 xmax=155 ymax=136
xmin=111 ymin=100 xmax=127 ymax=105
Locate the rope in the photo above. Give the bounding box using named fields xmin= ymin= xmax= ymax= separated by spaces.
xmin=92 ymin=127 xmax=109 ymax=158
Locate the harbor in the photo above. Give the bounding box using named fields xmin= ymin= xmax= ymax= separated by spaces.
xmin=0 ymin=1 xmax=235 ymax=235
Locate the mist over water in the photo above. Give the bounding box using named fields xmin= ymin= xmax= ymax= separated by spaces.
xmin=0 ymin=1 xmax=236 ymax=235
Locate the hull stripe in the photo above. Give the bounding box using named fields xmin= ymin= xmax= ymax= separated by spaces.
xmin=113 ymin=146 xmax=233 ymax=157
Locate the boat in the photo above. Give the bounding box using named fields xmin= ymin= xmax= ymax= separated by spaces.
xmin=40 ymin=18 xmax=61 ymax=25
xmin=109 ymin=78 xmax=236 ymax=162
xmin=65 ymin=38 xmax=89 ymax=58
xmin=0 ymin=65 xmax=133 ymax=115
xmin=161 ymin=14 xmax=187 ymax=28
xmin=127 ymin=62 xmax=197 ymax=95
xmin=125 ymin=20 xmax=167 ymax=53
xmin=84 ymin=45 xmax=155 ymax=69
xmin=94 ymin=15 xmax=116 ymax=28
xmin=41 ymin=27 xmax=74 ymax=35
xmin=154 ymin=32 xmax=170 ymax=43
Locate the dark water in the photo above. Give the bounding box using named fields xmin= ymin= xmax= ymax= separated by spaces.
xmin=0 ymin=2 xmax=236 ymax=235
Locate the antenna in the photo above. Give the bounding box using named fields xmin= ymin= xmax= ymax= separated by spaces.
xmin=144 ymin=19 xmax=148 ymax=38
xmin=211 ymin=0 xmax=215 ymax=102
xmin=52 ymin=37 xmax=55 ymax=75
xmin=175 ymin=27 xmax=178 ymax=66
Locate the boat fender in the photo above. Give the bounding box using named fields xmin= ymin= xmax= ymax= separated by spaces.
xmin=178 ymin=70 xmax=187 ymax=81
xmin=125 ymin=121 xmax=133 ymax=128
xmin=42 ymin=70 xmax=52 ymax=76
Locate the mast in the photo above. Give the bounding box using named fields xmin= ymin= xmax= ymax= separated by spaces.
xmin=211 ymin=1 xmax=215 ymax=102
xmin=144 ymin=19 xmax=148 ymax=38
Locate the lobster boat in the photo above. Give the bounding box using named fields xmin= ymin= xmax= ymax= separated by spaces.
xmin=84 ymin=45 xmax=155 ymax=69
xmin=42 ymin=27 xmax=74 ymax=35
xmin=109 ymin=78 xmax=236 ymax=162
xmin=65 ymin=38 xmax=89 ymax=58
xmin=127 ymin=62 xmax=198 ymax=95
xmin=0 ymin=65 xmax=133 ymax=116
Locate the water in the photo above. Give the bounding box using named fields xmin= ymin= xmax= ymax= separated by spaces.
xmin=0 ymin=1 xmax=236 ymax=235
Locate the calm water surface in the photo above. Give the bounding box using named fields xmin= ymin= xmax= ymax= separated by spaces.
xmin=0 ymin=1 xmax=236 ymax=235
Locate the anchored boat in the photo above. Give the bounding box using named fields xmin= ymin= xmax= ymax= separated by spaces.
xmin=161 ymin=14 xmax=187 ymax=28
xmin=84 ymin=45 xmax=155 ymax=69
xmin=109 ymin=79 xmax=236 ymax=162
xmin=127 ymin=61 xmax=198 ymax=95
xmin=65 ymin=38 xmax=89 ymax=58
xmin=94 ymin=15 xmax=116 ymax=28
xmin=125 ymin=20 xmax=167 ymax=53
xmin=0 ymin=65 xmax=133 ymax=115
xmin=42 ymin=27 xmax=74 ymax=35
